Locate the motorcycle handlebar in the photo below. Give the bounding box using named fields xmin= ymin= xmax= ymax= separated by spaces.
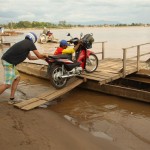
xmin=67 ymin=38 xmax=82 ymax=45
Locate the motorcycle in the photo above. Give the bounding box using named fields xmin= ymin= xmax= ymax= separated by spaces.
xmin=45 ymin=33 xmax=98 ymax=89
xmin=38 ymin=31 xmax=59 ymax=44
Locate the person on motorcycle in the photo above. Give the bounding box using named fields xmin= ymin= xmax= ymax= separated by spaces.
xmin=43 ymin=27 xmax=53 ymax=36
xmin=54 ymin=40 xmax=81 ymax=60
xmin=46 ymin=30 xmax=53 ymax=36
xmin=46 ymin=30 xmax=54 ymax=41
xmin=0 ymin=26 xmax=4 ymax=33
xmin=43 ymin=27 xmax=48 ymax=35
xmin=0 ymin=32 xmax=48 ymax=104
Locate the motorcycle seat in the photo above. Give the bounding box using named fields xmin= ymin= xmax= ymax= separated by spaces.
xmin=48 ymin=54 xmax=72 ymax=59
xmin=65 ymin=62 xmax=81 ymax=71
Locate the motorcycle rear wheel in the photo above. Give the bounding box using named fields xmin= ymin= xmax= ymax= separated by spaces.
xmin=85 ymin=53 xmax=98 ymax=73
xmin=49 ymin=65 xmax=67 ymax=89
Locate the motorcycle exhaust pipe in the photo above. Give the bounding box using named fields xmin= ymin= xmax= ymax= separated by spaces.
xmin=61 ymin=74 xmax=79 ymax=78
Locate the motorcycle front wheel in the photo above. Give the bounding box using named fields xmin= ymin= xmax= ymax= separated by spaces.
xmin=49 ymin=65 xmax=67 ymax=89
xmin=85 ymin=53 xmax=98 ymax=73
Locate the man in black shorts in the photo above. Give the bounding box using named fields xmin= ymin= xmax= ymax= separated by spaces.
xmin=0 ymin=32 xmax=48 ymax=104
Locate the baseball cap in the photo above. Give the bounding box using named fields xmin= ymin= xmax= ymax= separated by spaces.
xmin=60 ymin=40 xmax=69 ymax=46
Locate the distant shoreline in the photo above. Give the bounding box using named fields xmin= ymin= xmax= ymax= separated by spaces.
xmin=4 ymin=26 xmax=150 ymax=31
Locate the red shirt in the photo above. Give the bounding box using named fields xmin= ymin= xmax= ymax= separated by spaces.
xmin=54 ymin=47 xmax=63 ymax=55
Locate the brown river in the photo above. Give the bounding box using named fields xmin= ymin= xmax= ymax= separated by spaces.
xmin=0 ymin=27 xmax=150 ymax=150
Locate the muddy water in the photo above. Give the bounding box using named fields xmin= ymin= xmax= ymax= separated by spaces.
xmin=0 ymin=27 xmax=150 ymax=150
xmin=50 ymin=88 xmax=150 ymax=150
xmin=3 ymin=27 xmax=150 ymax=59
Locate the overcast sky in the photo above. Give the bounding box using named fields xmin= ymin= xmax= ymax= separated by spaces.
xmin=0 ymin=0 xmax=150 ymax=24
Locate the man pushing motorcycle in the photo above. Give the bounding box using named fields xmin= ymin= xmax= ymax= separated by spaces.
xmin=0 ymin=32 xmax=48 ymax=104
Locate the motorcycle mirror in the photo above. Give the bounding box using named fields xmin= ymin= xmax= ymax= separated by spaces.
xmin=67 ymin=33 xmax=73 ymax=39
xmin=67 ymin=33 xmax=70 ymax=36
xmin=80 ymin=33 xmax=83 ymax=37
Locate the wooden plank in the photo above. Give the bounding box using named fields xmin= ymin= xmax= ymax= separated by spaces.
xmin=83 ymin=71 xmax=121 ymax=80
xmin=125 ymin=68 xmax=138 ymax=75
xmin=80 ymin=75 xmax=101 ymax=81
xmin=21 ymin=99 xmax=47 ymax=110
xmin=98 ymin=60 xmax=146 ymax=72
xmin=85 ymin=70 xmax=116 ymax=75
xmin=110 ymin=74 xmax=123 ymax=81
xmin=82 ymin=72 xmax=110 ymax=79
xmin=99 ymin=84 xmax=150 ymax=103
xmin=87 ymin=71 xmax=118 ymax=76
xmin=99 ymin=74 xmax=121 ymax=85
xmin=100 ymin=70 xmax=121 ymax=74
xmin=81 ymin=81 xmax=150 ymax=103
xmin=97 ymin=66 xmax=123 ymax=72
xmin=81 ymin=71 xmax=121 ymax=83
xmin=87 ymin=73 xmax=115 ymax=79
xmin=99 ymin=62 xmax=122 ymax=69
xmin=80 ymin=74 xmax=104 ymax=81
xmin=14 ymin=78 xmax=84 ymax=110
xmin=41 ymin=79 xmax=84 ymax=101
xmin=14 ymin=97 xmax=40 ymax=108
xmin=82 ymin=72 xmax=113 ymax=80
xmin=14 ymin=87 xmax=58 ymax=108
xmin=99 ymin=79 xmax=111 ymax=85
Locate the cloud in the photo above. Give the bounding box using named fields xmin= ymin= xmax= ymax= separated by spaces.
xmin=0 ymin=0 xmax=150 ymax=24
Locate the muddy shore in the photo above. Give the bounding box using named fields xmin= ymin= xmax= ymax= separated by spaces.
xmin=0 ymin=102 xmax=120 ymax=150
xmin=0 ymin=61 xmax=120 ymax=150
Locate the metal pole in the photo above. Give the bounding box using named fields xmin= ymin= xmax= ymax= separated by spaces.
xmin=102 ymin=42 xmax=105 ymax=59
xmin=137 ymin=45 xmax=140 ymax=71
xmin=0 ymin=36 xmax=4 ymax=51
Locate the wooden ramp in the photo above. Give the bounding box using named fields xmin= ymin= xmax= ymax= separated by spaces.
xmin=14 ymin=78 xmax=84 ymax=110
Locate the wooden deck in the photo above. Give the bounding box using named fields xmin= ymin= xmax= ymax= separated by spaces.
xmin=17 ymin=58 xmax=148 ymax=86
xmin=80 ymin=58 xmax=148 ymax=85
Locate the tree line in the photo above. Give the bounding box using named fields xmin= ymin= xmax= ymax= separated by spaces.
xmin=0 ymin=21 xmax=74 ymax=29
xmin=0 ymin=21 xmax=150 ymax=29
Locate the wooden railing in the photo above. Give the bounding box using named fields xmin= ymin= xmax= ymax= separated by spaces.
xmin=93 ymin=41 xmax=107 ymax=60
xmin=122 ymin=42 xmax=150 ymax=77
xmin=0 ymin=35 xmax=3 ymax=44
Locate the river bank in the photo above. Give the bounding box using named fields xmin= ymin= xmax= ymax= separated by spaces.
xmin=0 ymin=102 xmax=121 ymax=150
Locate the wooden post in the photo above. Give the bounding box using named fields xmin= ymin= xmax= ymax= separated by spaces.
xmin=102 ymin=42 xmax=105 ymax=59
xmin=0 ymin=36 xmax=3 ymax=50
xmin=137 ymin=45 xmax=140 ymax=71
xmin=123 ymin=48 xmax=127 ymax=77
xmin=0 ymin=35 xmax=3 ymax=43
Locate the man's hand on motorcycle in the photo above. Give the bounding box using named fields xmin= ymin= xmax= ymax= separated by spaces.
xmin=78 ymin=40 xmax=83 ymax=45
xmin=42 ymin=53 xmax=50 ymax=58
